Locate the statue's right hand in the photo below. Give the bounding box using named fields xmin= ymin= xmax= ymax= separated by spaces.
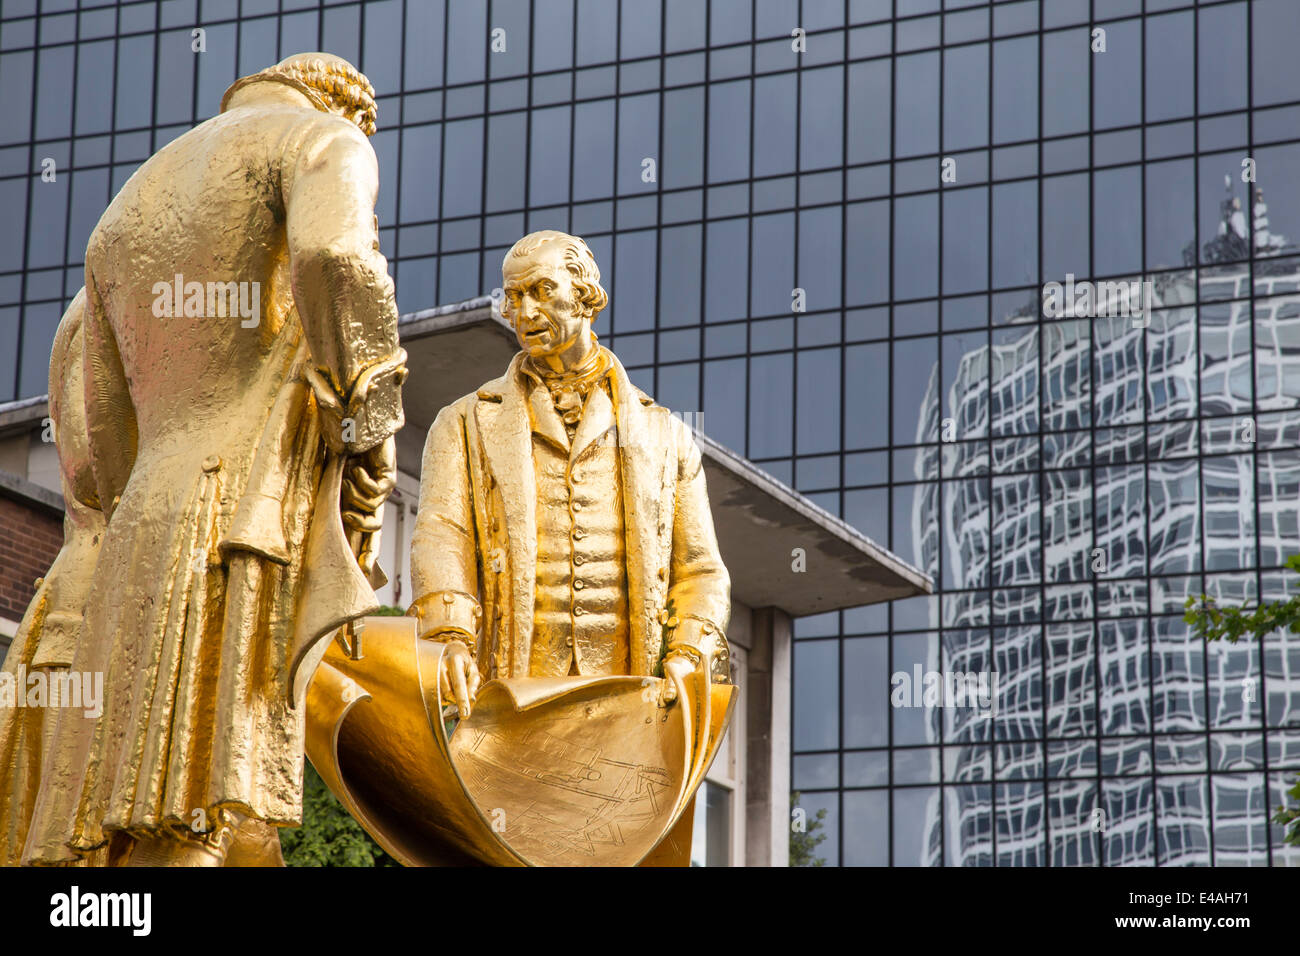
xmin=435 ymin=639 xmax=480 ymax=719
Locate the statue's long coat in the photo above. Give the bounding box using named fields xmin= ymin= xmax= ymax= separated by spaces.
xmin=0 ymin=291 xmax=112 ymax=866
xmin=410 ymin=350 xmax=730 ymax=680
xmin=22 ymin=87 xmax=401 ymax=863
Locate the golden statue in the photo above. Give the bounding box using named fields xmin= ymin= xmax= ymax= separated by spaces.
xmin=12 ymin=53 xmax=405 ymax=866
xmin=305 ymin=232 xmax=734 ymax=865
xmin=0 ymin=291 xmax=114 ymax=866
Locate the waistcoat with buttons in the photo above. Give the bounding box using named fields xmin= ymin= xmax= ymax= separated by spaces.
xmin=528 ymin=377 xmax=630 ymax=677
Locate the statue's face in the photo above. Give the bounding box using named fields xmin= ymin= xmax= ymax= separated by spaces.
xmin=502 ymin=245 xmax=589 ymax=362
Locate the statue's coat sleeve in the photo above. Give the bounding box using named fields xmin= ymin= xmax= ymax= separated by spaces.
xmin=664 ymin=419 xmax=731 ymax=669
xmin=409 ymin=398 xmax=483 ymax=646
xmin=285 ymin=118 xmax=403 ymax=452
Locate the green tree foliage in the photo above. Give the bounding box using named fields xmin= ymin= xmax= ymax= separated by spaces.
xmin=280 ymin=761 xmax=400 ymax=867
xmin=280 ymin=607 xmax=407 ymax=866
xmin=1184 ymin=554 xmax=1300 ymax=846
xmin=789 ymin=791 xmax=828 ymax=867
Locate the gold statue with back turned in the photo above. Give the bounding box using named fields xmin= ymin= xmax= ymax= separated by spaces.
xmin=0 ymin=53 xmax=404 ymax=868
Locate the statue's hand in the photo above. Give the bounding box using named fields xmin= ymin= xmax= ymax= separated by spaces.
xmin=659 ymin=652 xmax=697 ymax=706
xmin=342 ymin=436 xmax=397 ymax=576
xmin=436 ymin=639 xmax=481 ymax=719
xmin=342 ymin=435 xmax=397 ymax=522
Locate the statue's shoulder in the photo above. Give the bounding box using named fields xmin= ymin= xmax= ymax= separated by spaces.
xmin=605 ymin=349 xmax=656 ymax=409
xmin=633 ymin=391 xmax=700 ymax=461
xmin=428 ymin=373 xmax=508 ymax=430
xmin=469 ymin=355 xmax=527 ymax=406
xmin=472 ymin=372 xmax=515 ymax=406
xmin=285 ymin=111 xmax=373 ymax=166
xmin=433 ymin=391 xmax=483 ymax=425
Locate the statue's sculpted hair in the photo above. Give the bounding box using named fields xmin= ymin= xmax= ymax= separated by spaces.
xmin=505 ymin=230 xmax=609 ymax=320
xmin=222 ymin=53 xmax=379 ymax=136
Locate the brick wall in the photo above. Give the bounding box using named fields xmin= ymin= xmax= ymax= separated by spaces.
xmin=0 ymin=494 xmax=63 ymax=623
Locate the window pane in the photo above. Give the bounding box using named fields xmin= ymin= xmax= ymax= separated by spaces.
xmin=441 ymin=118 xmax=483 ymax=219
xmin=847 ymin=200 xmax=890 ymax=305
xmin=943 ymin=187 xmax=987 ymax=295
xmin=488 ymin=0 xmax=529 ymax=79
xmin=749 ymin=352 xmax=793 ymax=458
xmin=660 ymin=224 xmax=701 ymax=327
xmin=801 ymin=65 xmax=843 ymax=170
xmin=708 ymin=79 xmax=750 ymax=182
xmin=992 ymin=180 xmax=1037 ymax=289
xmin=894 ymin=193 xmax=938 ymax=299
xmin=573 ymin=99 xmax=614 ymax=200
xmin=1042 ymin=173 xmax=1089 ymax=282
xmin=1145 ymin=159 xmax=1192 ymax=272
xmin=702 ymin=356 xmax=746 ymax=451
xmin=1042 ymin=28 xmax=1087 ymax=138
xmin=611 ymin=229 xmax=656 ymax=333
xmin=405 ymin=0 xmax=446 ymax=89
xmin=705 ymin=217 xmax=748 ymax=323
xmin=1198 ymin=2 xmax=1246 ymax=115
xmin=617 ymin=93 xmax=658 ymax=195
xmin=993 ymin=35 xmax=1036 ymax=145
xmin=663 ymin=86 xmax=703 ymax=189
xmin=485 ymin=112 xmax=526 ymax=212
xmin=895 ymin=52 xmax=938 ymax=158
xmin=1092 ymin=19 xmax=1139 ymax=130
xmin=577 ymin=0 xmax=617 ymax=64
xmin=36 ymin=45 xmax=74 ymax=140
xmin=795 ymin=639 xmax=840 ymax=750
xmin=752 ymin=211 xmax=794 ymax=317
xmin=1145 ymin=11 xmax=1192 ymax=123
xmin=943 ymin=43 xmax=988 ymax=152
xmin=754 ymin=73 xmax=797 ymax=177
xmin=1093 ymin=165 xmax=1142 ymax=277
xmin=848 ymin=59 xmax=891 ymax=164
xmin=1252 ymin=0 xmax=1300 ymax=108
xmin=798 ymin=347 xmax=841 ymax=455
xmin=447 ymin=0 xmax=487 ymax=84
xmin=846 ymin=343 xmax=889 ymax=449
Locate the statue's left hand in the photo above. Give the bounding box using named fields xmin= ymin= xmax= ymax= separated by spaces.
xmin=659 ymin=652 xmax=697 ymax=706
xmin=342 ymin=436 xmax=397 ymax=575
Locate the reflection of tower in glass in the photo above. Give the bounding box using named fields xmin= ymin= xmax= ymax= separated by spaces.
xmin=911 ymin=183 xmax=1300 ymax=866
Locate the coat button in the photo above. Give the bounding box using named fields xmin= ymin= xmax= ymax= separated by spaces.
xmin=574 ymin=580 xmax=585 ymax=590
xmin=202 ymin=455 xmax=222 ymax=473
xmin=574 ymin=606 xmax=585 ymax=616
xmin=565 ymin=636 xmax=574 ymax=646
xmin=574 ymin=555 xmax=584 ymax=565
xmin=572 ymin=500 xmax=582 ymax=511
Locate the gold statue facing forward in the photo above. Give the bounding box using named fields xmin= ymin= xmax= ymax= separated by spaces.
xmin=305 ymin=232 xmax=734 ymax=866
xmin=411 ymin=230 xmax=731 ymax=704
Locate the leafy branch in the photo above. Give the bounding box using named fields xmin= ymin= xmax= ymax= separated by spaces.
xmin=789 ymin=791 xmax=828 ymax=867
xmin=1183 ymin=553 xmax=1300 ymax=847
